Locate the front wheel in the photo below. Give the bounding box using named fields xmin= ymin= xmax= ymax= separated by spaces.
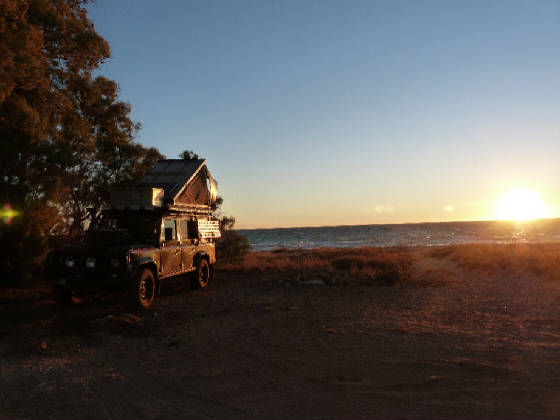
xmin=128 ymin=268 xmax=155 ymax=310
xmin=191 ymin=259 xmax=210 ymax=289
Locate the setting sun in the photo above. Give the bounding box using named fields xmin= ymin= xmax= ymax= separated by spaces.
xmin=495 ymin=188 xmax=549 ymax=222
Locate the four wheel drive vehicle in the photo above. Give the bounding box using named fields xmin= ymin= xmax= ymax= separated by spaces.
xmin=47 ymin=209 xmax=220 ymax=309
xmin=46 ymin=158 xmax=222 ymax=310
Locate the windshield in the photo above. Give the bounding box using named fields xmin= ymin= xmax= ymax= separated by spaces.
xmin=87 ymin=212 xmax=161 ymax=246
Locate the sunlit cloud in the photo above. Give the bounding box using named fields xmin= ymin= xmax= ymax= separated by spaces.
xmin=362 ymin=204 xmax=395 ymax=215
xmin=374 ymin=205 xmax=395 ymax=214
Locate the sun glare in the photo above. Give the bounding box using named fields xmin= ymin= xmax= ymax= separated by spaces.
xmin=495 ymin=188 xmax=549 ymax=222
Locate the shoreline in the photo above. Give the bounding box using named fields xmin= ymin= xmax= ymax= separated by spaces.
xmin=237 ymin=219 xmax=560 ymax=252
xmin=246 ymin=238 xmax=560 ymax=252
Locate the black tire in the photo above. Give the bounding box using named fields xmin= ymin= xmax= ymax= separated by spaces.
xmin=209 ymin=263 xmax=215 ymax=282
xmin=191 ymin=258 xmax=210 ymax=289
xmin=54 ymin=285 xmax=72 ymax=307
xmin=128 ymin=268 xmax=155 ymax=310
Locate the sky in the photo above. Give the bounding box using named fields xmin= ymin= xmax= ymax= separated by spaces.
xmin=87 ymin=0 xmax=560 ymax=229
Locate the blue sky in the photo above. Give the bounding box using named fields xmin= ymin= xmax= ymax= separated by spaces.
xmin=88 ymin=0 xmax=560 ymax=228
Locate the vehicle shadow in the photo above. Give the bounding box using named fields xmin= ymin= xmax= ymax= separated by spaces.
xmin=0 ymin=274 xmax=196 ymax=342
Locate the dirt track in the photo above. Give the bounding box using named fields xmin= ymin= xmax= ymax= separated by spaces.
xmin=3 ymin=248 xmax=560 ymax=419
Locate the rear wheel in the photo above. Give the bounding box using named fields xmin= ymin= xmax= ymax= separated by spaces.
xmin=128 ymin=268 xmax=155 ymax=310
xmin=191 ymin=259 xmax=210 ymax=289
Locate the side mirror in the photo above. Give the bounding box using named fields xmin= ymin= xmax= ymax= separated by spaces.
xmin=164 ymin=227 xmax=173 ymax=242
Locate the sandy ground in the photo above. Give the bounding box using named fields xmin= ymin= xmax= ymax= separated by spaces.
xmin=2 ymin=245 xmax=560 ymax=419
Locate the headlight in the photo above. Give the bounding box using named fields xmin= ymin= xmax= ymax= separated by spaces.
xmin=85 ymin=257 xmax=96 ymax=268
xmin=64 ymin=257 xmax=75 ymax=268
xmin=110 ymin=258 xmax=120 ymax=268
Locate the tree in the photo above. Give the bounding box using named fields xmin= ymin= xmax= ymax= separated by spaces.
xmin=57 ymin=83 xmax=164 ymax=235
xmin=0 ymin=0 xmax=161 ymax=281
xmin=59 ymin=136 xmax=163 ymax=235
xmin=179 ymin=150 xmax=200 ymax=160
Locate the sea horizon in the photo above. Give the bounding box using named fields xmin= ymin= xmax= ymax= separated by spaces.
xmin=237 ymin=216 xmax=560 ymax=232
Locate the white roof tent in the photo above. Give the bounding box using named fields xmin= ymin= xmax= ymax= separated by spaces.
xmin=110 ymin=159 xmax=218 ymax=212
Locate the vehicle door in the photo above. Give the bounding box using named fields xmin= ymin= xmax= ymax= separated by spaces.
xmin=179 ymin=216 xmax=199 ymax=271
xmin=160 ymin=217 xmax=181 ymax=277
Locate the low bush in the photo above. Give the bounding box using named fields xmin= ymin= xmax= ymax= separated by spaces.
xmin=216 ymin=230 xmax=251 ymax=261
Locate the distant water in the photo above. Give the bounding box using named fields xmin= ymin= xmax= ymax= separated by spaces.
xmin=237 ymin=219 xmax=560 ymax=251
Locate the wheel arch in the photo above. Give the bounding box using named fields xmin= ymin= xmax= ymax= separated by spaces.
xmin=193 ymin=251 xmax=210 ymax=268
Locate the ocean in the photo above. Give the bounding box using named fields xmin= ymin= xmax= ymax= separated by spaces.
xmin=237 ymin=218 xmax=560 ymax=251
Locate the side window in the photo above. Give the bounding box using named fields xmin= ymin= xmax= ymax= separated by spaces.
xmin=162 ymin=218 xmax=177 ymax=242
xmin=178 ymin=219 xmax=188 ymax=241
xmin=187 ymin=217 xmax=199 ymax=240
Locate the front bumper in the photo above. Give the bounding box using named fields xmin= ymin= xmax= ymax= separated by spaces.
xmin=52 ymin=271 xmax=129 ymax=291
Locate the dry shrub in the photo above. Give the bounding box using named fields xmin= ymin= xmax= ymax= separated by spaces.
xmin=216 ymin=243 xmax=560 ymax=287
xmin=425 ymin=243 xmax=560 ymax=280
xmin=411 ymin=268 xmax=456 ymax=287
xmin=331 ymin=256 xmax=364 ymax=271
xmin=427 ymin=247 xmax=454 ymax=259
xmin=217 ymin=246 xmax=417 ymax=287
xmin=351 ymin=257 xmax=413 ymax=287
xmin=355 ymin=267 xmax=398 ymax=287
xmin=218 ymin=248 xmax=324 ymax=272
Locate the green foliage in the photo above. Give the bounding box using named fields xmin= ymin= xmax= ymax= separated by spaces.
xmin=219 ymin=215 xmax=236 ymax=231
xmin=0 ymin=0 xmax=162 ymax=281
xmin=179 ymin=150 xmax=200 ymax=160
xmin=60 ymin=133 xmax=164 ymax=234
xmin=216 ymin=230 xmax=251 ymax=261
xmin=215 ymin=216 xmax=251 ymax=261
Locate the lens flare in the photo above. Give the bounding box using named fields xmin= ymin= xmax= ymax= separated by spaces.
xmin=0 ymin=204 xmax=19 ymax=225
